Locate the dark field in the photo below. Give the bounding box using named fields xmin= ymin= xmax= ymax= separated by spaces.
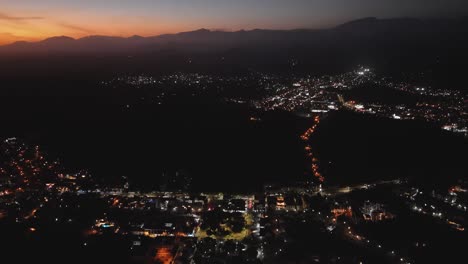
xmin=0 ymin=95 xmax=310 ymax=192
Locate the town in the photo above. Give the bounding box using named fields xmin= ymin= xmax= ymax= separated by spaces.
xmin=104 ymin=67 xmax=467 ymax=137
xmin=1 ymin=131 xmax=466 ymax=263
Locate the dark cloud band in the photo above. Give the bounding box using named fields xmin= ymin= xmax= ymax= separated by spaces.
xmin=0 ymin=13 xmax=43 ymax=21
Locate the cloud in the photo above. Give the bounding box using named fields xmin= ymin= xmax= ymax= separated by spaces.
xmin=0 ymin=32 xmax=16 ymax=37
xmin=58 ymin=22 xmax=94 ymax=34
xmin=0 ymin=12 xmax=43 ymax=21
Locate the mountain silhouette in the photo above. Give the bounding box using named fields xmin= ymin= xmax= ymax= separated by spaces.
xmin=1 ymin=17 xmax=467 ymax=91
xmin=1 ymin=17 xmax=465 ymax=54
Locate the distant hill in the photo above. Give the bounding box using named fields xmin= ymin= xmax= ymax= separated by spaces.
xmin=1 ymin=17 xmax=466 ymax=54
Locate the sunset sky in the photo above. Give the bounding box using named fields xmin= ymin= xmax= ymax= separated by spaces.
xmin=1 ymin=0 xmax=467 ymax=45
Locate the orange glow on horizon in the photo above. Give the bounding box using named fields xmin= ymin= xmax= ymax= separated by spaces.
xmin=0 ymin=25 xmax=187 ymax=45
xmin=0 ymin=8 xmax=197 ymax=45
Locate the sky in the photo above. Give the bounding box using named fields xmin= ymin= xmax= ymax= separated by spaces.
xmin=1 ymin=0 xmax=467 ymax=45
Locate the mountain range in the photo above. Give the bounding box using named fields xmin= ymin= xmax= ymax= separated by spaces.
xmin=1 ymin=17 xmax=467 ymax=54
xmin=1 ymin=17 xmax=467 ymax=91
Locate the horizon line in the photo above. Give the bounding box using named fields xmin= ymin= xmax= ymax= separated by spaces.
xmin=0 ymin=27 xmax=325 ymax=46
xmin=2 ymin=15 xmax=465 ymax=46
